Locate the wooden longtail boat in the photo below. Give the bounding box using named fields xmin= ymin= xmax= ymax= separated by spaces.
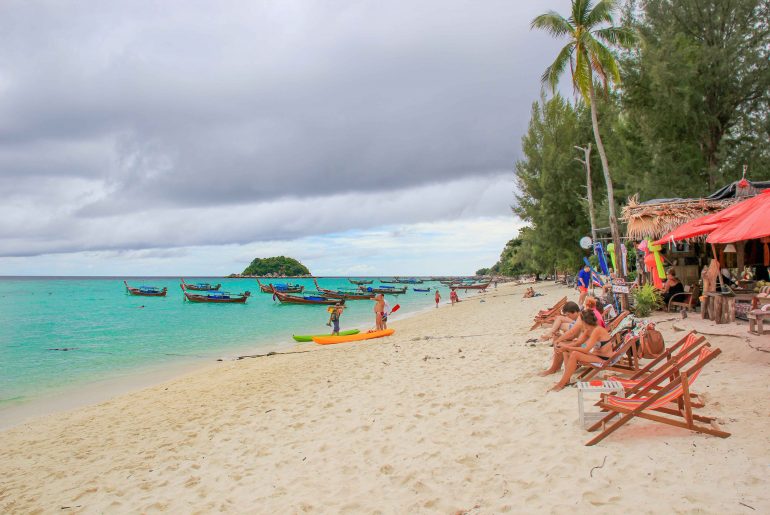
xmin=395 ymin=277 xmax=424 ymax=284
xmin=349 ymin=279 xmax=374 ymax=285
xmin=181 ymin=285 xmax=250 ymax=303
xmin=180 ymin=278 xmax=221 ymax=291
xmin=413 ymin=287 xmax=431 ymax=292
xmin=379 ymin=279 xmax=398 ymax=284
xmin=124 ymin=281 xmax=167 ymax=297
xmin=313 ymin=279 xmax=375 ymax=300
xmin=358 ymin=285 xmax=407 ymax=295
xmin=256 ymin=278 xmax=304 ymax=293
xmin=271 ymin=287 xmax=339 ymax=305
xmin=452 ymin=280 xmax=492 ymax=291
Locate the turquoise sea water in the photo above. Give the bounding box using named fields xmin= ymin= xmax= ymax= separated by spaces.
xmin=0 ymin=277 xmax=446 ymax=409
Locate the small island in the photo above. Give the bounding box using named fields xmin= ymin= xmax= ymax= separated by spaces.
xmin=229 ymin=256 xmax=311 ymax=278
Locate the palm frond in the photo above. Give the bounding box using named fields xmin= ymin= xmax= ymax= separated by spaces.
xmin=571 ymin=0 xmax=594 ymax=26
xmin=530 ymin=11 xmax=574 ymax=38
xmin=585 ymin=0 xmax=617 ymax=28
xmin=540 ymin=43 xmax=575 ymax=92
xmin=573 ymin=48 xmax=593 ymax=101
xmin=595 ymin=26 xmax=635 ymax=48
xmin=586 ymin=37 xmax=621 ymax=85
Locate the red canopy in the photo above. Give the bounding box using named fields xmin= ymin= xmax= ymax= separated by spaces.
xmin=653 ymin=212 xmax=724 ymax=245
xmin=654 ymin=189 xmax=770 ymax=245
xmin=707 ymin=189 xmax=770 ymax=243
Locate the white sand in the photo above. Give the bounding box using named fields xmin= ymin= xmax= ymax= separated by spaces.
xmin=1 ymin=282 xmax=768 ymax=513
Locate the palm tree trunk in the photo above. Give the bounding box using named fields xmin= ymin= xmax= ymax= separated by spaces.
xmin=588 ymin=81 xmax=627 ymax=307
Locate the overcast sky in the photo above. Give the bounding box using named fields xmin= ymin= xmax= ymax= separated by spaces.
xmin=0 ymin=0 xmax=570 ymax=276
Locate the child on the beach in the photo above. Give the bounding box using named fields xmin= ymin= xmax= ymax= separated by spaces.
xmin=435 ymin=290 xmax=441 ymax=308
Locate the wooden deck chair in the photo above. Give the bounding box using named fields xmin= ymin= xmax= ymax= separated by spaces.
xmin=585 ymin=347 xmax=730 ymax=446
xmin=530 ymin=296 xmax=568 ymax=331
xmin=574 ymin=329 xmax=639 ymax=382
xmin=604 ymin=310 xmax=630 ymax=333
xmin=606 ymin=332 xmax=708 ymax=406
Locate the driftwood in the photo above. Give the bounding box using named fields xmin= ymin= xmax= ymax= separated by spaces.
xmin=227 ymin=350 xmax=313 ymax=361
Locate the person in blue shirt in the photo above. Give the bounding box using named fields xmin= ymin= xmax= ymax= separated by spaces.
xmin=577 ymin=264 xmax=592 ymax=307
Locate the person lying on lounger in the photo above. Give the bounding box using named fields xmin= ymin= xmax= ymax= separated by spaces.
xmin=539 ymin=301 xmax=581 ymax=342
xmin=550 ymin=309 xmax=612 ymax=391
xmin=538 ymin=310 xmax=591 ymax=376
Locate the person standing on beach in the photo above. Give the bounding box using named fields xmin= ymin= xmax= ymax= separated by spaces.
xmin=327 ymin=300 xmax=345 ymax=335
xmin=450 ymin=289 xmax=459 ymax=305
xmin=374 ymin=294 xmax=385 ymax=330
xmin=434 ymin=289 xmax=441 ymax=308
xmin=382 ymin=298 xmax=391 ymax=330
xmin=577 ymin=264 xmax=591 ymax=307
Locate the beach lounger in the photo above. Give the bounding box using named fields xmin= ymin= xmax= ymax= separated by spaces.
xmin=585 ymin=346 xmax=730 ymax=445
xmin=530 ymin=296 xmax=568 ymax=331
xmin=574 ymin=328 xmax=639 ymax=382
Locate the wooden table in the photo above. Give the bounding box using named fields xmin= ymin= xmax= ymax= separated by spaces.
xmin=702 ymin=292 xmax=735 ymax=324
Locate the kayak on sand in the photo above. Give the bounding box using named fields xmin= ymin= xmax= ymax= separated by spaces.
xmin=312 ymin=329 xmax=395 ymax=345
xmin=292 ymin=329 xmax=360 ymax=342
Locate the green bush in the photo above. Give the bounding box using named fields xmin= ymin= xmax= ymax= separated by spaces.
xmin=632 ymin=283 xmax=662 ymax=317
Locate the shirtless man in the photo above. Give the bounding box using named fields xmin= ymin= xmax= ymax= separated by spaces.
xmin=373 ymin=294 xmax=385 ymax=330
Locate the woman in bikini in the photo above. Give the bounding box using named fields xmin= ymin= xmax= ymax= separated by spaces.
xmin=550 ymin=309 xmax=612 ymax=391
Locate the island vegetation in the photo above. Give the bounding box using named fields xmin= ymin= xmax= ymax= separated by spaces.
xmin=236 ymin=256 xmax=311 ymax=277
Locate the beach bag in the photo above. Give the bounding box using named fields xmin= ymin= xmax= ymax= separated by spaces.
xmin=639 ymin=323 xmax=665 ymax=359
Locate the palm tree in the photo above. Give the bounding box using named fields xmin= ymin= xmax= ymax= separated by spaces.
xmin=531 ymin=0 xmax=634 ymax=277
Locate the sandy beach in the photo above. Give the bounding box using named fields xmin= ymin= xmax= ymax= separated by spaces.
xmin=1 ymin=281 xmax=769 ymax=513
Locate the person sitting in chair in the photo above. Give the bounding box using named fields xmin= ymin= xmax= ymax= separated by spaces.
xmin=539 ymin=301 xmax=581 ymax=342
xmin=662 ymin=269 xmax=685 ymax=307
xmin=550 ymin=309 xmax=613 ymax=391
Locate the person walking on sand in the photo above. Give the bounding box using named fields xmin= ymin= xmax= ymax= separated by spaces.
xmin=327 ymin=300 xmax=345 ymax=336
xmin=450 ymin=289 xmax=459 ymax=305
xmin=577 ymin=264 xmax=591 ymax=307
xmin=435 ymin=289 xmax=441 ymax=308
xmin=373 ymin=294 xmax=385 ymax=330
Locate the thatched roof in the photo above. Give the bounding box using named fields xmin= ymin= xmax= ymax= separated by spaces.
xmin=622 ymin=195 xmax=740 ymax=240
xmin=622 ymin=179 xmax=770 ymax=240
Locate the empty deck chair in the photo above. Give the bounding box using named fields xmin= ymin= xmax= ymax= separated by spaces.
xmin=585 ymin=346 xmax=730 ymax=445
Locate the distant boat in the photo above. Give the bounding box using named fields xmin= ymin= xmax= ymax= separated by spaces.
xmin=180 ymin=278 xmax=221 ymax=291
xmin=413 ymin=287 xmax=431 ymax=293
xmin=313 ymin=279 xmax=375 ymax=300
xmin=395 ymin=277 xmax=424 ymax=284
xmin=452 ymin=280 xmax=492 ymax=291
xmin=181 ymin=284 xmax=250 ymax=303
xmin=379 ymin=279 xmax=398 ymax=284
xmin=359 ymin=285 xmax=407 ymax=295
xmin=124 ymin=281 xmax=167 ymax=297
xmin=271 ymin=287 xmax=339 ymax=305
xmin=349 ymin=279 xmax=373 ymax=285
xmin=256 ymin=278 xmax=304 ymax=293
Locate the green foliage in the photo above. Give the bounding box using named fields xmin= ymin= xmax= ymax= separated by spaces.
xmin=632 ymin=283 xmax=662 ymax=317
xmin=616 ymin=0 xmax=770 ymax=191
xmin=475 ymin=268 xmax=490 ymax=276
xmin=242 ymin=256 xmax=310 ymax=276
xmin=513 ymin=95 xmax=593 ymax=273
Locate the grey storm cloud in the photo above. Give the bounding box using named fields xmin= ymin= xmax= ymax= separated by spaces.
xmin=0 ymin=0 xmax=569 ymax=256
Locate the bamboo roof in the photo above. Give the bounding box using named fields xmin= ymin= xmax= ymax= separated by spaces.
xmin=622 ymin=194 xmax=740 ymax=240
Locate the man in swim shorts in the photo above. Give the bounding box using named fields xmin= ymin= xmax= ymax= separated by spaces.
xmin=577 ymin=264 xmax=591 ymax=307
xmin=374 ymin=294 xmax=385 ymax=330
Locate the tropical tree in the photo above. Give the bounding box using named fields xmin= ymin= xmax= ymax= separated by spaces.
xmin=531 ymin=0 xmax=634 ymax=278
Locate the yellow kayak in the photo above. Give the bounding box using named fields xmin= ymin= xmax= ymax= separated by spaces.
xmin=312 ymin=328 xmax=395 ymax=345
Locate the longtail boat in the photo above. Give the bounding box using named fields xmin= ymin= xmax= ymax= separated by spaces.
xmin=124 ymin=281 xmax=167 ymax=297
xmin=452 ymin=280 xmax=492 ymax=291
xmin=413 ymin=287 xmax=431 ymax=293
xmin=379 ymin=279 xmax=398 ymax=284
xmin=180 ymin=278 xmax=221 ymax=291
xmin=313 ymin=279 xmax=375 ymax=300
xmin=358 ymin=285 xmax=407 ymax=295
xmin=256 ymin=278 xmax=304 ymax=293
xmin=181 ymin=284 xmax=250 ymax=303
xmin=395 ymin=277 xmax=424 ymax=284
xmin=271 ymin=287 xmax=339 ymax=305
xmin=349 ymin=279 xmax=374 ymax=285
